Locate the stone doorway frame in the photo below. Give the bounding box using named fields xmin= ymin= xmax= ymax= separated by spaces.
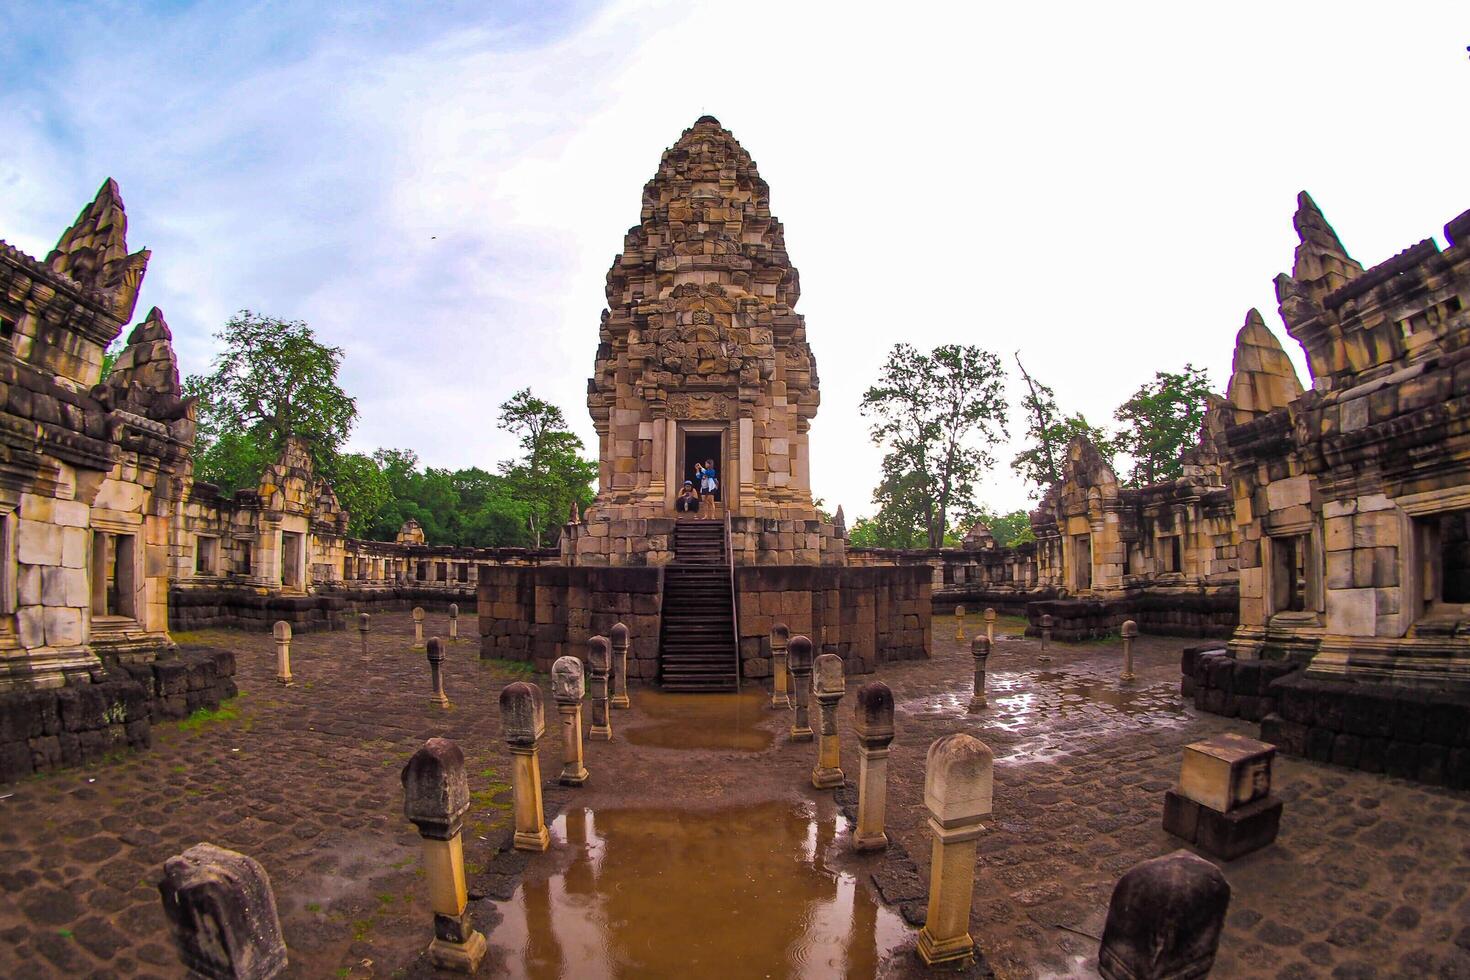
xmin=674 ymin=422 xmax=731 ymax=515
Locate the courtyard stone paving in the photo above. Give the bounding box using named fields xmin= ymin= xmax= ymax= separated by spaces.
xmin=0 ymin=610 xmax=1466 ymax=978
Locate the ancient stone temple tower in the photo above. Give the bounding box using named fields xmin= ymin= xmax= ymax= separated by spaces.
xmin=576 ymin=116 xmax=842 ymax=566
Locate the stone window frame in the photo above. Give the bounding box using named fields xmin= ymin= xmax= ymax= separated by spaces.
xmin=194 ymin=534 xmax=220 ymax=576
xmin=1156 ymin=533 xmax=1184 ymax=576
xmin=233 ymin=535 xmax=254 ymax=577
xmin=1263 ymin=522 xmax=1323 ymax=625
xmin=1071 ymin=533 xmax=1093 ymax=592
xmin=1398 ymin=486 xmax=1470 ymax=623
xmin=89 ymin=521 xmax=142 ymax=621
xmin=279 ymin=530 xmax=306 ymax=592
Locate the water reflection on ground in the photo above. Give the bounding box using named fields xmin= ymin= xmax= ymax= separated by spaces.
xmin=623 ymin=687 xmax=776 ymax=752
xmin=484 ymin=800 xmax=910 ymax=978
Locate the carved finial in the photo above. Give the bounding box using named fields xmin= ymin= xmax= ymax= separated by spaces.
xmin=46 ymin=178 xmax=150 ymax=321
xmin=1224 ymin=309 xmax=1304 ymax=422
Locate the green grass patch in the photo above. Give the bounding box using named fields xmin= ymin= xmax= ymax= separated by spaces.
xmin=482 ymin=658 xmax=534 ymax=678
xmin=351 ymin=919 xmax=373 ymax=941
xmin=57 ymin=929 xmax=72 ymax=939
xmin=305 ymin=902 xmax=322 ymax=913
xmin=177 ymin=698 xmax=241 ymax=732
xmin=470 ymin=782 xmax=512 ymax=812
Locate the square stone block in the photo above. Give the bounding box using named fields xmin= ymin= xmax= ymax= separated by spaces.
xmin=1178 ymin=733 xmax=1274 ymax=813
xmin=1163 ymin=788 xmax=1282 ymax=861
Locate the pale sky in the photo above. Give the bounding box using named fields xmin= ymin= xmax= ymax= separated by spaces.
xmin=2 ymin=1 xmax=1467 ymax=520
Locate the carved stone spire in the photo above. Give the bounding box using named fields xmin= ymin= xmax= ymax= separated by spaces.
xmin=46 ymin=179 xmax=150 ymax=322
xmin=1288 ymin=191 xmax=1362 ymax=304
xmin=1224 ymin=309 xmax=1304 ymax=422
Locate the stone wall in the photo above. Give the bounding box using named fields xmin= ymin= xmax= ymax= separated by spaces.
xmin=478 ymin=565 xmax=663 ymax=676
xmin=1182 ymin=646 xmax=1470 ymax=789
xmin=0 ymin=646 xmax=235 ymax=782
xmin=733 ymin=564 xmax=930 ymax=679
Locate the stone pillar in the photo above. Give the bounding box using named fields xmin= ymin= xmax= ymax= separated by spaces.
xmin=811 ymin=653 xmax=845 ymax=789
xmin=587 ymin=635 xmax=613 ymax=741
xmin=1039 ymin=613 xmax=1053 ymax=663
xmin=954 ymin=604 xmax=965 ymax=641
xmin=426 ymin=637 xmax=449 ymax=708
xmin=853 ymin=681 xmax=894 ymax=852
xmin=1120 ymin=619 xmax=1137 ymax=683
xmin=1098 ymin=850 xmax=1231 ymax=980
xmin=413 ymin=607 xmax=426 ymax=649
xmin=272 ymin=621 xmax=293 ymax=687
xmin=159 ymin=842 xmax=288 ymax=980
xmin=610 ymin=622 xmax=631 ymax=709
xmin=449 ymin=603 xmax=459 ymax=641
xmin=917 ymin=733 xmax=993 ymax=969
xmin=984 ymin=608 xmax=996 ymax=646
xmin=401 ymin=738 xmax=488 ymax=972
xmin=499 ymin=682 xmax=550 ymax=852
xmin=358 ymin=613 xmax=370 ymax=660
xmin=787 ymin=635 xmax=814 ymax=742
xmin=552 ymin=656 xmax=588 ymax=786
xmin=769 ymin=623 xmax=791 ymax=710
xmin=969 ymin=636 xmax=990 ymax=713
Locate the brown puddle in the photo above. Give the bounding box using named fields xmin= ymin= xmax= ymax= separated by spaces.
xmin=623 ymin=687 xmax=775 ymax=752
xmin=483 ymin=800 xmax=910 ymax=978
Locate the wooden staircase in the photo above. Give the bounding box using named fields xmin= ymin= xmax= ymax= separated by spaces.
xmin=658 ymin=520 xmax=739 ymax=691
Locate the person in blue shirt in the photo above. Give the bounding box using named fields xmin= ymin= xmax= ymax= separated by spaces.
xmin=698 ymin=458 xmax=719 ymax=514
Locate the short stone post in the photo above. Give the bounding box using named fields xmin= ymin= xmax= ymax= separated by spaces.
xmin=159 ymin=842 xmax=288 ymax=980
xmin=1098 ymin=850 xmax=1231 ymax=980
xmin=954 ymin=604 xmax=965 ymax=641
xmin=401 ymin=738 xmax=487 ymax=972
xmin=552 ymin=656 xmax=588 ymax=786
xmin=853 ymin=681 xmax=894 ymax=852
xmin=969 ymin=636 xmax=990 ymax=713
xmin=402 ymin=740 xmax=488 ymax=969
xmin=272 ymin=621 xmax=293 ymax=687
xmin=357 ymin=613 xmax=370 ymax=660
xmin=917 ymin=733 xmax=993 ymax=969
xmin=499 ymin=682 xmax=550 ymax=852
xmin=448 ymin=603 xmax=459 ymax=641
xmin=769 ymin=623 xmax=791 ymax=710
xmin=811 ymin=653 xmax=846 ymax=789
xmin=426 ymin=637 xmax=449 ymax=708
xmin=1120 ymin=619 xmax=1138 ymax=683
xmin=787 ymin=635 xmax=815 ymax=742
xmin=610 ymin=622 xmax=631 ymax=709
xmin=412 ymin=606 xmax=426 ymax=648
xmin=1039 ymin=613 xmax=1053 ymax=663
xmin=587 ymin=635 xmax=613 ymax=741
xmin=984 ymin=607 xmax=996 ymax=646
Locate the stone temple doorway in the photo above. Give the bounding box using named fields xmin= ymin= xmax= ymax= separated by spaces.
xmin=681 ymin=431 xmax=723 ymax=502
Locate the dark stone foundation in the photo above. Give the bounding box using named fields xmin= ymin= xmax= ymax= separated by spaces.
xmin=1028 ymin=592 xmax=1238 ymax=641
xmin=0 ymin=645 xmax=236 ymax=783
xmin=1182 ymin=647 xmax=1470 ymax=789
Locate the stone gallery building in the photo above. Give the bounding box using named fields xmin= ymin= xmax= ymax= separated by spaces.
xmin=479 ymin=117 xmax=932 ymax=689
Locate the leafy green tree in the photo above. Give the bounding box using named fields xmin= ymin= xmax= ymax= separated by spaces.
xmin=1111 ymin=364 xmax=1213 ymax=486
xmin=496 ymin=389 xmax=597 ymax=549
xmin=322 ymin=452 xmax=390 ymax=538
xmin=860 ymin=344 xmax=1009 ymax=549
xmin=99 ymin=339 xmax=123 ymax=382
xmin=965 ymin=507 xmax=1036 ymax=548
xmin=185 ymin=311 xmax=357 ymax=489
xmin=191 ymin=429 xmax=274 ymax=495
xmin=1011 ymin=354 xmax=1109 ymax=494
xmin=847 ymin=469 xmax=932 ymax=549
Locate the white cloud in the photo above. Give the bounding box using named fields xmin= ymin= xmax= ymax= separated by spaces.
xmin=3 ymin=0 xmax=1467 ymax=521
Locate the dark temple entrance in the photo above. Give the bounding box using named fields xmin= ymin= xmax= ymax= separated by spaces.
xmin=682 ymin=432 xmax=722 ymax=501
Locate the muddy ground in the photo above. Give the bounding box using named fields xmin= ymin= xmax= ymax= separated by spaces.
xmin=0 ymin=610 xmax=1467 ymax=978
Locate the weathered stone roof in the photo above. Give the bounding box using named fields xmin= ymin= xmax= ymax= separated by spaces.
xmin=45 ymin=179 xmax=150 ymax=322
xmin=1225 ymin=309 xmax=1303 ymax=421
